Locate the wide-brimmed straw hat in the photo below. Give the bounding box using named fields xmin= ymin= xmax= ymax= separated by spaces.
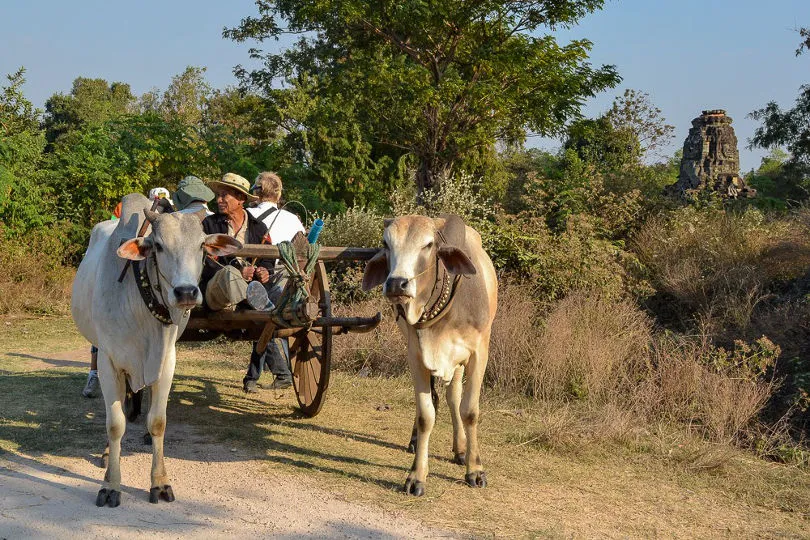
xmin=209 ymin=173 xmax=258 ymax=201
xmin=174 ymin=175 xmax=215 ymax=210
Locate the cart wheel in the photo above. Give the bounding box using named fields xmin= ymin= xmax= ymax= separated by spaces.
xmin=291 ymin=261 xmax=332 ymax=417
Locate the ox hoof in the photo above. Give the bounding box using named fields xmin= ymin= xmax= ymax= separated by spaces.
xmin=452 ymin=452 xmax=466 ymax=466
xmin=407 ymin=441 xmax=416 ymax=454
xmin=149 ymin=485 xmax=175 ymax=504
xmin=404 ymin=478 xmax=425 ymax=497
xmin=465 ymin=471 xmax=487 ymax=488
xmin=143 ymin=432 xmax=153 ymax=446
xmin=96 ymin=488 xmax=121 ymax=508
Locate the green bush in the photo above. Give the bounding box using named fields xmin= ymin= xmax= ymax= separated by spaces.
xmin=487 ymin=212 xmax=651 ymax=305
xmin=316 ymin=206 xmax=386 ymax=304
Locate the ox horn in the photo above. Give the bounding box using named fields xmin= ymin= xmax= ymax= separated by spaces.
xmin=144 ymin=209 xmax=160 ymax=223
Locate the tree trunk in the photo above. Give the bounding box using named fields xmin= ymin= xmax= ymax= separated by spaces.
xmin=416 ymin=159 xmax=438 ymax=200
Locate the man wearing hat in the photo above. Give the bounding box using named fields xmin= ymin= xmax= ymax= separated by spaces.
xmin=242 ymin=171 xmax=306 ymax=392
xmin=200 ymin=173 xmax=275 ymax=314
xmin=174 ymin=175 xmax=215 ymax=215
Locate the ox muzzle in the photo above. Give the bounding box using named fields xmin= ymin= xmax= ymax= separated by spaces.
xmin=384 ymin=276 xmax=415 ymax=301
xmin=173 ymin=285 xmax=201 ymax=309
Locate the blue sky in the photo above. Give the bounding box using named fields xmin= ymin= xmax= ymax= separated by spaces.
xmin=1 ymin=0 xmax=808 ymax=171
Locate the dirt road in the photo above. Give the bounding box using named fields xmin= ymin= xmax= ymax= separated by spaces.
xmin=1 ymin=429 xmax=453 ymax=539
xmin=0 ymin=346 xmax=453 ymax=538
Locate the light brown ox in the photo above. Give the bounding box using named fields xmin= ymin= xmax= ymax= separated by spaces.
xmin=362 ymin=215 xmax=498 ymax=496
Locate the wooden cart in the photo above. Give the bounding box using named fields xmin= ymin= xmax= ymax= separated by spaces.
xmin=179 ymin=238 xmax=381 ymax=418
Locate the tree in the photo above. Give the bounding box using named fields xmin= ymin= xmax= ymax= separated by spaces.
xmin=797 ymin=26 xmax=809 ymax=56
xmin=43 ymin=77 xmax=134 ymax=144
xmin=605 ymin=89 xmax=674 ymax=162
xmin=564 ymin=116 xmax=640 ymax=171
xmin=226 ymin=0 xmax=620 ymax=197
xmin=0 ymin=68 xmax=49 ymax=233
xmin=563 ymin=89 xmax=677 ymax=195
xmin=750 ymin=28 xmax=810 ymax=188
xmin=161 ymin=66 xmax=211 ymax=126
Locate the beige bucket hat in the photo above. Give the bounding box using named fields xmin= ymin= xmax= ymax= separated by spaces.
xmin=209 ymin=173 xmax=258 ymax=202
xmin=205 ymin=266 xmax=248 ymax=311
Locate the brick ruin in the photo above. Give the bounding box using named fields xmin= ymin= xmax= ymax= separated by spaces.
xmin=666 ymin=110 xmax=756 ymax=199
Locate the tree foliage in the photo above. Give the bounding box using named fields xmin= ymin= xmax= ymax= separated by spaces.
xmin=43 ymin=77 xmax=134 ymax=144
xmin=797 ymin=26 xmax=810 ymax=56
xmin=0 ymin=68 xmax=49 ymax=233
xmin=226 ymin=0 xmax=620 ymax=195
xmin=160 ymin=66 xmax=211 ymax=126
xmin=562 ymin=89 xmax=677 ymax=195
xmin=750 ymin=28 xmax=810 ymax=189
xmin=605 ymin=89 xmax=674 ymax=162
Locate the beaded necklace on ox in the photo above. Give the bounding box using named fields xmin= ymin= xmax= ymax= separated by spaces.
xmin=395 ymin=253 xmax=463 ymax=330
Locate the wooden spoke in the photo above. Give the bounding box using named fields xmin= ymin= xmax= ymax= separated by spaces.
xmin=292 ymin=261 xmax=332 ymax=417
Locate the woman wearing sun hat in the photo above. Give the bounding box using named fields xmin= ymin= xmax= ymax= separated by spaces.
xmin=200 ymin=173 xmax=274 ymax=312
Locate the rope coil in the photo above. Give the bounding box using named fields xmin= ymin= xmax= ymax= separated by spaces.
xmin=272 ymin=240 xmax=321 ymax=327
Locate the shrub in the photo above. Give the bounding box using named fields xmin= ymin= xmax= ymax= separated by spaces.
xmin=316 ymin=206 xmax=386 ymax=304
xmin=316 ymin=205 xmax=385 ymax=248
xmin=633 ymin=206 xmax=810 ymax=331
xmin=488 ymin=213 xmax=652 ymax=305
xmin=390 ymin=172 xmax=495 ymax=226
xmin=0 ymin=225 xmax=75 ymax=314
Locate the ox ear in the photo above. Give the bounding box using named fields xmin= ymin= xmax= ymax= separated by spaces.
xmin=383 ymin=218 xmax=394 ymax=228
xmin=204 ymin=234 xmax=242 ymax=257
xmin=438 ymin=246 xmax=476 ymax=276
xmin=362 ymin=250 xmax=389 ymax=291
xmin=436 ymin=214 xmax=475 ymax=275
xmin=117 ymin=237 xmax=153 ymax=261
xmin=436 ymin=214 xmax=466 ymax=248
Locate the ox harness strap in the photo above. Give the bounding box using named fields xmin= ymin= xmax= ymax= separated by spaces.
xmin=132 ymin=258 xmax=173 ymax=326
xmin=409 ymin=257 xmax=462 ymax=330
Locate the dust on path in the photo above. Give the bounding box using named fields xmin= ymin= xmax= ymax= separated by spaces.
xmin=1 ymin=438 xmax=455 ymax=539
xmin=0 ymin=348 xmax=456 ymax=539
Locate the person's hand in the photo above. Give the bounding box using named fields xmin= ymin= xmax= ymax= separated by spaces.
xmin=241 ymin=265 xmax=256 ymax=282
xmin=254 ymin=267 xmax=270 ymax=284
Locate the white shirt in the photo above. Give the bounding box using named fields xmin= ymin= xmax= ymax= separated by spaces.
xmin=248 ymin=201 xmax=306 ymax=245
xmin=178 ymin=201 xmax=213 ymax=216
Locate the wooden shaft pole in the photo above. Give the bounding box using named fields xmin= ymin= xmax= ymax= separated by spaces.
xmin=235 ymin=245 xmax=380 ymax=261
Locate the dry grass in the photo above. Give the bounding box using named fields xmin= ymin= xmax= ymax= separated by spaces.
xmin=331 ymin=297 xmax=407 ymax=377
xmin=633 ymin=206 xmax=810 ymax=331
xmin=527 ymin=292 xmax=651 ymax=402
xmin=2 ymin=318 xmax=809 ymax=538
xmin=0 ymin=230 xmax=75 ymax=315
xmin=636 ymin=336 xmax=776 ymax=443
xmin=333 ymin=284 xmax=780 ymax=451
xmin=488 ymin=286 xmax=652 ymax=403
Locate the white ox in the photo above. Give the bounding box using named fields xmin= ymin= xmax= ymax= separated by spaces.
xmin=71 ymin=193 xmax=240 ymax=507
xmin=362 ymin=215 xmax=497 ymax=496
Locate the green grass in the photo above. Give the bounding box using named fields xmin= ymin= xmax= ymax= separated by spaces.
xmin=1 ymin=316 xmax=809 ymax=537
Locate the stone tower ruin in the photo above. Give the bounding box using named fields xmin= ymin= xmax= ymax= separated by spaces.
xmin=666 ymin=110 xmax=755 ymax=199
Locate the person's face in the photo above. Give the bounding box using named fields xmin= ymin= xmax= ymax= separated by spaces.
xmin=215 ymin=187 xmax=245 ymax=216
